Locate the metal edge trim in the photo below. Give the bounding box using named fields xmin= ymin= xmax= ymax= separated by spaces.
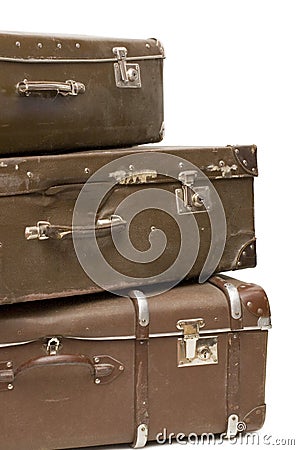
xmin=0 ymin=326 xmax=270 ymax=348
xmin=223 ymin=282 xmax=242 ymax=320
xmin=132 ymin=423 xmax=148 ymax=448
xmin=0 ymin=55 xmax=164 ymax=64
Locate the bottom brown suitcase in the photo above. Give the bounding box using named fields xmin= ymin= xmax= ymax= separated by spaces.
xmin=0 ymin=275 xmax=270 ymax=450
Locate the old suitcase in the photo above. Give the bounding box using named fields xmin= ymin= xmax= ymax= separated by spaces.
xmin=0 ymin=144 xmax=258 ymax=305
xmin=0 ymin=32 xmax=164 ymax=155
xmin=0 ymin=275 xmax=270 ymax=449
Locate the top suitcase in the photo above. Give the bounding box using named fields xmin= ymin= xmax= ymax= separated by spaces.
xmin=0 ymin=32 xmax=164 ymax=155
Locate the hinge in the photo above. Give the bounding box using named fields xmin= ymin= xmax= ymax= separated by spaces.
xmin=176 ymin=319 xmax=218 ymax=367
xmin=113 ymin=47 xmax=141 ymax=88
xmin=176 ymin=170 xmax=211 ymax=214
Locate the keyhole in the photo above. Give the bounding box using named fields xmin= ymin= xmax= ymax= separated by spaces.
xmin=199 ymin=346 xmax=211 ymax=360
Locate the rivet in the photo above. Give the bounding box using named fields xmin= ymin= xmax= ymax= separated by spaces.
xmin=214 ymin=317 xmax=218 ymax=321
xmin=179 ymin=361 xmax=184 ymax=365
xmin=6 ymin=362 xmax=12 ymax=368
xmin=250 ymin=244 xmax=254 ymax=250
xmin=235 ymin=312 xmax=240 ymax=316
xmin=0 ymin=242 xmax=2 ymax=248
xmin=8 ymin=384 xmax=14 ymax=390
xmin=129 ymin=164 xmax=134 ymax=171
xmin=237 ymin=261 xmax=242 ymax=266
xmin=179 ymin=162 xmax=184 ymax=168
xmin=242 ymin=251 xmax=247 ymax=256
xmin=145 ymin=43 xmax=150 ymax=49
xmin=257 ymin=308 xmax=264 ymax=315
xmin=95 ymin=378 xmax=101 ymax=384
xmin=252 ymin=168 xmax=256 ymax=172
xmin=76 ymin=43 xmax=81 ymax=49
xmin=141 ymin=318 xmax=146 ymax=324
xmin=235 ymin=148 xmax=239 ymax=154
xmin=37 ymin=43 xmax=43 ymax=49
xmin=141 ymin=426 xmax=146 ymax=432
xmin=243 ymin=159 xmax=248 ymax=166
xmin=119 ymin=365 xmax=124 ymax=371
xmin=15 ymin=164 xmax=19 ymax=170
xmin=232 ymin=416 xmax=236 ymax=421
xmin=247 ymin=301 xmax=253 ymax=308
xmin=233 ymin=334 xmax=238 ymax=339
xmin=15 ymin=41 xmax=21 ymax=47
xmin=151 ymin=226 xmax=156 ymax=231
xmin=57 ymin=43 xmax=62 ymax=49
xmin=27 ymin=171 xmax=33 ymax=179
xmin=94 ymin=357 xmax=100 ymax=363
xmin=219 ymin=160 xmax=225 ymax=167
xmin=84 ymin=167 xmax=90 ymax=174
xmin=140 ymin=340 xmax=144 ymax=345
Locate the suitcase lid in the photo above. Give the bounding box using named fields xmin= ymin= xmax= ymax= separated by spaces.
xmin=0 ymin=32 xmax=164 ymax=62
xmin=0 ymin=145 xmax=257 ymax=197
xmin=0 ymin=277 xmax=270 ymax=346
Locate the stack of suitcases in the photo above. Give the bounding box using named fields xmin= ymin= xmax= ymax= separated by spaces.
xmin=0 ymin=32 xmax=271 ymax=450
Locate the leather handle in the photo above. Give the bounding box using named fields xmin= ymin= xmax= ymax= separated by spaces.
xmin=16 ymin=79 xmax=85 ymax=97
xmin=25 ymin=214 xmax=126 ymax=241
xmin=14 ymin=354 xmax=112 ymax=380
xmin=0 ymin=354 xmax=125 ymax=386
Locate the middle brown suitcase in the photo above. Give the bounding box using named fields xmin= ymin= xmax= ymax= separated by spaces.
xmin=0 ymin=144 xmax=258 ymax=305
xmin=0 ymin=275 xmax=270 ymax=449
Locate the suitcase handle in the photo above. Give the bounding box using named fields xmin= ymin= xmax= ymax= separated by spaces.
xmin=1 ymin=354 xmax=124 ymax=387
xmin=16 ymin=79 xmax=86 ymax=97
xmin=25 ymin=214 xmax=126 ymax=241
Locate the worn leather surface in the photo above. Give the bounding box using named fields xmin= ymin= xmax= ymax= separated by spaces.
xmin=0 ymin=145 xmax=257 ymax=305
xmin=0 ymin=32 xmax=164 ymax=154
xmin=0 ymin=276 xmax=269 ymax=449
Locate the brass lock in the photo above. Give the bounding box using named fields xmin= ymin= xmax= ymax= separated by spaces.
xmin=177 ymin=319 xmax=218 ymax=367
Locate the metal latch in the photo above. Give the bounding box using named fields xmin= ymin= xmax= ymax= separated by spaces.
xmin=113 ymin=47 xmax=141 ymax=88
xmin=175 ymin=170 xmax=211 ymax=214
xmin=46 ymin=337 xmax=61 ymax=356
xmin=176 ymin=319 xmax=218 ymax=367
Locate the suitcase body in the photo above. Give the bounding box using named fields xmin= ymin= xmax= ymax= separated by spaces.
xmin=0 ymin=145 xmax=258 ymax=305
xmin=0 ymin=32 xmax=164 ymax=155
xmin=0 ymin=275 xmax=270 ymax=449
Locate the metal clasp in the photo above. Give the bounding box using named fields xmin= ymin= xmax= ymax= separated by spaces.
xmin=25 ymin=221 xmax=50 ymax=241
xmin=113 ymin=47 xmax=141 ymax=88
xmin=176 ymin=170 xmax=211 ymax=215
xmin=177 ymin=319 xmax=218 ymax=367
xmin=46 ymin=337 xmax=61 ymax=356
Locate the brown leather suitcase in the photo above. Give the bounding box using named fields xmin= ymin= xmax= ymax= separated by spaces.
xmin=0 ymin=144 xmax=258 ymax=305
xmin=0 ymin=32 xmax=164 ymax=155
xmin=0 ymin=275 xmax=270 ymax=449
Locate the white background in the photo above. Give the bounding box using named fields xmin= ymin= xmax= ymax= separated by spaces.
xmin=1 ymin=1 xmax=298 ymax=448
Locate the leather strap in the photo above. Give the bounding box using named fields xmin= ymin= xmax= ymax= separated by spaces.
xmin=129 ymin=290 xmax=149 ymax=448
xmin=227 ymin=332 xmax=241 ymax=417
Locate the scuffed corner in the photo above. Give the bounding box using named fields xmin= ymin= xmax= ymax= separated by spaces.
xmin=232 ymin=145 xmax=258 ymax=176
xmin=241 ymin=404 xmax=266 ymax=432
xmin=235 ymin=238 xmax=257 ymax=269
xmin=149 ymin=38 xmax=165 ymax=58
